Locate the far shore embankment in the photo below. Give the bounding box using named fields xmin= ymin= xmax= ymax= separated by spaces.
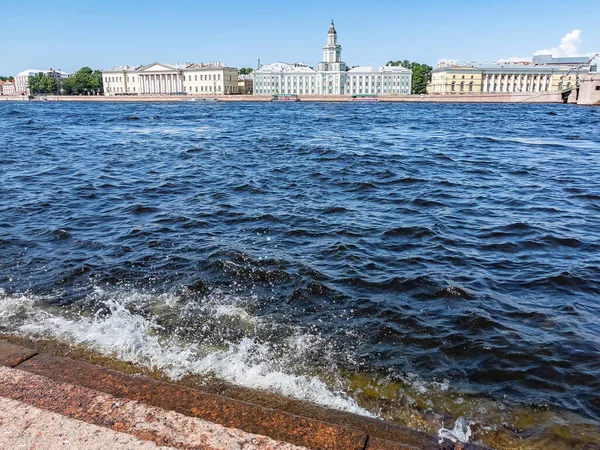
xmin=1 ymin=91 xmax=567 ymax=104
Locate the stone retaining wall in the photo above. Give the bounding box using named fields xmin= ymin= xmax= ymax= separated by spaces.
xmin=0 ymin=340 xmax=483 ymax=450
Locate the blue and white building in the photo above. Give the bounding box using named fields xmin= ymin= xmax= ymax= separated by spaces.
xmin=253 ymin=21 xmax=412 ymax=96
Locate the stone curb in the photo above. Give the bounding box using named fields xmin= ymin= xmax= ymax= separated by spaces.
xmin=0 ymin=340 xmax=484 ymax=450
xmin=0 ymin=366 xmax=305 ymax=450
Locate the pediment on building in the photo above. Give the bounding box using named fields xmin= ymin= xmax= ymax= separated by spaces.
xmin=138 ymin=62 xmax=178 ymax=72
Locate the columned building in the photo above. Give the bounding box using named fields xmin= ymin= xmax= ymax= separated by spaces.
xmin=253 ymin=21 xmax=412 ymax=96
xmin=427 ymin=55 xmax=595 ymax=94
xmin=102 ymin=62 xmax=239 ymax=96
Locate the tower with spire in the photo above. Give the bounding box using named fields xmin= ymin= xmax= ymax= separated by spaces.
xmin=317 ymin=20 xmax=347 ymax=94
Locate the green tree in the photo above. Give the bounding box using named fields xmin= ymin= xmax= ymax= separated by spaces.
xmin=238 ymin=68 xmax=253 ymax=75
xmin=28 ymin=73 xmax=44 ymax=94
xmin=387 ymin=60 xmax=433 ymax=94
xmin=28 ymin=72 xmax=59 ymax=94
xmin=91 ymin=70 xmax=103 ymax=93
xmin=61 ymin=77 xmax=75 ymax=94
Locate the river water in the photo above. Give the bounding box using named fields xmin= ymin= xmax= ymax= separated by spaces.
xmin=1 ymin=102 xmax=599 ymax=448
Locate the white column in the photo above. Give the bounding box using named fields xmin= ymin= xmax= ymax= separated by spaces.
xmin=519 ymin=75 xmax=523 ymax=92
xmin=503 ymin=74 xmax=508 ymax=92
xmin=536 ymin=75 xmax=541 ymax=92
xmin=528 ymin=75 xmax=533 ymax=92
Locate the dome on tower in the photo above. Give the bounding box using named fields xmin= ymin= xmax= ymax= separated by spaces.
xmin=328 ymin=20 xmax=336 ymax=34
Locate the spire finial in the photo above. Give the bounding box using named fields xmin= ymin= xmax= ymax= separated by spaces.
xmin=328 ymin=20 xmax=336 ymax=34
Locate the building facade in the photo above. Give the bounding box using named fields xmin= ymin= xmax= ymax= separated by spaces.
xmin=15 ymin=69 xmax=69 ymax=95
xmin=1 ymin=80 xmax=16 ymax=95
xmin=237 ymin=74 xmax=253 ymax=94
xmin=102 ymin=62 xmax=239 ymax=96
xmin=427 ymin=55 xmax=595 ymax=94
xmin=253 ymin=21 xmax=412 ymax=96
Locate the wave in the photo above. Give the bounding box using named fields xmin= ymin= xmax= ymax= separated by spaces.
xmin=0 ymin=287 xmax=373 ymax=417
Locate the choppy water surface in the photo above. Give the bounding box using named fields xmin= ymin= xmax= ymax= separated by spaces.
xmin=1 ymin=102 xmax=599 ymax=448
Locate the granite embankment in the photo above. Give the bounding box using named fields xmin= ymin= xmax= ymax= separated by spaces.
xmin=0 ymin=92 xmax=564 ymax=103
xmin=0 ymin=339 xmax=481 ymax=450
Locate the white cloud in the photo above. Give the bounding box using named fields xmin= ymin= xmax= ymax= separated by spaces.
xmin=496 ymin=56 xmax=532 ymax=64
xmin=534 ymin=29 xmax=582 ymax=57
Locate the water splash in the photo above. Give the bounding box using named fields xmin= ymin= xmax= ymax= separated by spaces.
xmin=0 ymin=287 xmax=373 ymax=417
xmin=437 ymin=416 xmax=473 ymax=443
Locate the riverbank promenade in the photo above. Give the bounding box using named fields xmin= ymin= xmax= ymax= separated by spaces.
xmin=0 ymin=91 xmax=570 ymax=103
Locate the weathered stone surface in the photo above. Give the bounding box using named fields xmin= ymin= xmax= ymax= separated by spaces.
xmin=17 ymin=354 xmax=366 ymax=450
xmin=0 ymin=366 xmax=306 ymax=450
xmin=0 ymin=341 xmax=37 ymax=367
xmin=366 ymin=435 xmax=421 ymax=449
xmin=0 ymin=395 xmax=175 ymax=450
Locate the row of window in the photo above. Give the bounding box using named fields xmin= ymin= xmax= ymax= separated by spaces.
xmin=105 ymin=73 xmax=236 ymax=85
xmin=188 ymin=74 xmax=221 ymax=81
xmin=257 ymin=75 xmax=409 ymax=82
xmin=447 ymin=80 xmax=552 ymax=93
xmin=107 ymin=86 xmax=137 ymax=93
xmin=254 ymin=87 xmax=409 ymax=95
xmin=107 ymin=85 xmax=239 ymax=93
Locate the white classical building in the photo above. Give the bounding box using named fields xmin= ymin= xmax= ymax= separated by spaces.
xmin=102 ymin=62 xmax=239 ymax=95
xmin=14 ymin=68 xmax=69 ymax=95
xmin=253 ymin=21 xmax=412 ymax=96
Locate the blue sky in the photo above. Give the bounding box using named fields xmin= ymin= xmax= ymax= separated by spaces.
xmin=1 ymin=0 xmax=598 ymax=75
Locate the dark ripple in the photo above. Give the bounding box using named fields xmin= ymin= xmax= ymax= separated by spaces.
xmin=1 ymin=102 xmax=600 ymax=424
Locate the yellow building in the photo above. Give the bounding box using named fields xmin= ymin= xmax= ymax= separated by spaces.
xmin=427 ymin=54 xmax=594 ymax=94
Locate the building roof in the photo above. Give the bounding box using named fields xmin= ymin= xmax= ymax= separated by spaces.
xmin=103 ymin=62 xmax=236 ymax=73
xmin=348 ymin=65 xmax=411 ymax=74
xmin=532 ymin=54 xmax=589 ymax=65
xmin=16 ymin=69 xmax=69 ymax=77
xmin=255 ymin=62 xmax=316 ymax=74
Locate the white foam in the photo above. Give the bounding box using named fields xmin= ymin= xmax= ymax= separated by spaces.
xmin=437 ymin=416 xmax=473 ymax=443
xmin=0 ymin=287 xmax=374 ymax=418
